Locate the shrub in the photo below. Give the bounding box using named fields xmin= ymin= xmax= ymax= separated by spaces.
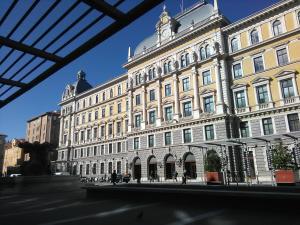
xmin=272 ymin=143 xmax=294 ymax=170
xmin=205 ymin=149 xmax=221 ymax=172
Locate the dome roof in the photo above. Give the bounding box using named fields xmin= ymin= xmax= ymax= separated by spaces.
xmin=73 ymin=70 xmax=93 ymax=95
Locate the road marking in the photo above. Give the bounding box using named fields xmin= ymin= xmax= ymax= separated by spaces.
xmin=38 ymin=203 xmax=158 ymax=225
xmin=41 ymin=201 xmax=82 ymax=212
xmin=9 ymin=198 xmax=39 ymax=204
xmin=167 ymin=209 xmax=225 ymax=225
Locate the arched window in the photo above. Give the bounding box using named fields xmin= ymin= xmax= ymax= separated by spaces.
xmin=83 ymin=99 xmax=86 ymax=108
xmin=250 ymin=29 xmax=259 ymax=44
xmin=95 ymin=95 xmax=98 ymax=104
xmin=186 ymin=53 xmax=190 ymax=66
xmin=118 ymin=85 xmax=121 ymax=95
xmin=168 ymin=61 xmax=172 ymax=73
xmin=180 ymin=54 xmax=186 ymax=68
xmin=102 ymin=92 xmax=106 ymax=101
xmin=152 ymin=68 xmax=156 ymax=79
xmin=231 ymin=38 xmax=239 ymax=52
xmin=205 ymin=45 xmax=211 ymax=57
xmin=148 ymin=68 xmax=153 ymax=80
xmin=199 ymin=47 xmax=206 ymax=60
xmin=89 ymin=97 xmax=92 ymax=106
xmin=273 ymin=20 xmax=282 ymax=36
xmin=110 ymin=89 xmax=113 ymax=98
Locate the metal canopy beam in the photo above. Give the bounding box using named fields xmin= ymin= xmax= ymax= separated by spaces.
xmin=0 ymin=77 xmax=25 ymax=88
xmin=0 ymin=0 xmax=164 ymax=109
xmin=81 ymin=0 xmax=125 ymax=20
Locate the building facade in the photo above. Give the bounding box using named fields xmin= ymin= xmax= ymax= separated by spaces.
xmin=0 ymin=133 xmax=7 ymax=176
xmin=2 ymin=139 xmax=25 ymax=176
xmin=56 ymin=0 xmax=300 ymax=184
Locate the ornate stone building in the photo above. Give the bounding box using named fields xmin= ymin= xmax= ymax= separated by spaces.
xmin=56 ymin=0 xmax=300 ymax=184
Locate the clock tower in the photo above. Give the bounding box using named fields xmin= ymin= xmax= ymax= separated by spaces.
xmin=156 ymin=5 xmax=177 ymax=45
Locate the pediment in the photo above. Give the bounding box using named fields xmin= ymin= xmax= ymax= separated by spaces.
xmin=275 ymin=70 xmax=296 ymax=78
xmin=180 ymin=94 xmax=193 ymax=100
xmin=231 ymin=83 xmax=247 ymax=89
xmin=200 ymin=88 xmax=215 ymax=95
xmin=147 ymin=104 xmax=157 ymax=110
xmin=251 ymin=76 xmax=271 ymax=84
xmin=133 ymin=108 xmax=142 ymax=113
xmin=162 ymin=99 xmax=174 ymax=105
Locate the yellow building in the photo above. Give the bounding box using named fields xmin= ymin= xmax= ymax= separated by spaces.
xmin=2 ymin=139 xmax=25 ymax=176
xmin=56 ymin=0 xmax=300 ymax=184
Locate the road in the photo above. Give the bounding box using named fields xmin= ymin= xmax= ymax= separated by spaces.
xmin=0 ymin=186 xmax=299 ymax=225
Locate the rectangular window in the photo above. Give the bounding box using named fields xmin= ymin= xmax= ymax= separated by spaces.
xmin=182 ymin=78 xmax=190 ymax=91
xmin=165 ymin=106 xmax=173 ymax=121
xmin=102 ymin=108 xmax=105 ymax=118
xmin=125 ymin=120 xmax=128 ymax=132
xmin=148 ymin=135 xmax=154 ymax=147
xmin=82 ymin=114 xmax=85 ymax=124
xmin=183 ymin=128 xmax=192 ymax=143
xmin=135 ymin=115 xmax=141 ymax=128
xmin=240 ymin=121 xmax=250 ymax=138
xmin=277 ymin=48 xmax=289 ymax=66
xmin=80 ymin=148 xmax=83 ymax=157
xmin=109 ymin=143 xmax=113 ymax=154
xmin=101 ymin=126 xmax=105 ymax=137
xmin=117 ymin=142 xmax=122 ymax=153
xmin=117 ymin=121 xmax=121 ymax=134
xmin=93 ymin=127 xmax=98 ymax=139
xmin=101 ymin=145 xmax=104 ymax=155
xmin=108 ymin=124 xmax=113 ymax=135
xmin=262 ymin=118 xmax=274 ymax=135
xmin=280 ymin=79 xmax=294 ymax=98
xmin=204 ymin=96 xmax=214 ymax=112
xmin=80 ymin=131 xmax=84 ymax=141
xmin=235 ymin=90 xmax=246 ymax=108
xmin=126 ymin=100 xmax=129 ymax=111
xmin=95 ymin=111 xmax=98 ymax=120
xmin=288 ymin=113 xmax=300 ymax=132
xmin=117 ymin=103 xmax=121 ymax=113
xmin=63 ymin=134 xmax=67 ymax=144
xmin=87 ymin=147 xmax=90 ymax=157
xmin=165 ymin=132 xmax=172 ymax=145
xmin=149 ymin=111 xmax=156 ymax=124
xmin=74 ymin=149 xmax=77 ymax=158
xmin=149 ymin=89 xmax=156 ymax=101
xmin=74 ymin=133 xmax=78 ymax=143
xmin=100 ymin=163 xmax=104 ymax=174
xmin=165 ymin=84 xmax=171 ymax=96
xmin=134 ymin=137 xmax=139 ymax=150
xmin=88 ymin=113 xmax=91 ymax=122
xmin=233 ymin=63 xmax=242 ymax=79
xmin=253 ymin=56 xmax=264 ymax=73
xmin=87 ymin=129 xmax=91 ymax=140
xmin=203 ymin=70 xmax=211 ymax=85
xmin=117 ymin=161 xmax=121 ymax=174
xmin=136 ymin=94 xmax=141 ymax=105
xmin=256 ymin=85 xmax=269 ymax=104
xmin=205 ymin=125 xmax=215 ymax=140
xmin=109 ymin=106 xmax=113 ymax=116
xmin=183 ymin=101 xmax=192 ymax=117
xmin=93 ymin=146 xmax=97 ymax=156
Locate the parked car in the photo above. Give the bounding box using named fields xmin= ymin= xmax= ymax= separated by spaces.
xmin=54 ymin=172 xmax=70 ymax=176
xmin=9 ymin=174 xmax=22 ymax=177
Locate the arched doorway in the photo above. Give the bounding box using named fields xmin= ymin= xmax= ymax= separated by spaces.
xmin=165 ymin=154 xmax=175 ymax=179
xmin=133 ymin=157 xmax=141 ymax=179
xmin=148 ymin=156 xmax=157 ymax=179
xmin=184 ymin=153 xmax=196 ymax=179
xmin=72 ymin=165 xmax=77 ymax=175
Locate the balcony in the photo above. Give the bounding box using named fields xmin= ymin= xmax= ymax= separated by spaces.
xmin=234 ymin=107 xmax=250 ymax=114
xmin=280 ymin=96 xmax=300 ymax=106
xmin=255 ymin=102 xmax=275 ymax=111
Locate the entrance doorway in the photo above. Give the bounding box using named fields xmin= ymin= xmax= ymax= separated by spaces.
xmin=165 ymin=155 xmax=175 ymax=179
xmin=184 ymin=153 xmax=196 ymax=179
xmin=133 ymin=157 xmax=141 ymax=179
xmin=148 ymin=156 xmax=157 ymax=179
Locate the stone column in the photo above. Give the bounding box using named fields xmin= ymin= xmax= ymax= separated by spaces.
xmin=173 ymin=73 xmax=180 ymax=121
xmin=59 ymin=116 xmax=64 ymax=146
xmin=156 ymin=79 xmax=162 ymax=126
xmin=141 ymin=85 xmax=147 ymax=129
xmin=214 ymin=59 xmax=224 ymax=114
xmin=192 ymin=66 xmax=200 ymax=119
xmin=128 ymin=90 xmax=133 ymax=132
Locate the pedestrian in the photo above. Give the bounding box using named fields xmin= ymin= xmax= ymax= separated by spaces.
xmin=150 ymin=170 xmax=154 ymax=183
xmin=111 ymin=170 xmax=117 ymax=185
xmin=174 ymin=170 xmax=178 ymax=182
xmin=182 ymin=170 xmax=187 ymax=185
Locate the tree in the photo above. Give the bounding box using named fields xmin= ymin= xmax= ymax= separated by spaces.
xmin=18 ymin=141 xmax=56 ymax=176
xmin=272 ymin=142 xmax=294 ymax=170
xmin=205 ymin=149 xmax=222 ymax=172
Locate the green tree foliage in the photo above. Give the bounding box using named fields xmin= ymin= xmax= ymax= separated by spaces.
xmin=272 ymin=143 xmax=294 ymax=170
xmin=204 ymin=149 xmax=221 ymax=172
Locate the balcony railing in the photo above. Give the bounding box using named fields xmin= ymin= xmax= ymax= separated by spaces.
xmin=235 ymin=107 xmax=249 ymax=114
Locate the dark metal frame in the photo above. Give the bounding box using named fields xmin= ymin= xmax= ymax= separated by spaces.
xmin=0 ymin=0 xmax=164 ymax=108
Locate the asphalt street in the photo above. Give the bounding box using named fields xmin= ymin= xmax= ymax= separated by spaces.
xmin=0 ymin=186 xmax=300 ymax=225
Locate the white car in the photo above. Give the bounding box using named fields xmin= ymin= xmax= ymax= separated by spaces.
xmin=54 ymin=172 xmax=70 ymax=176
xmin=9 ymin=174 xmax=22 ymax=177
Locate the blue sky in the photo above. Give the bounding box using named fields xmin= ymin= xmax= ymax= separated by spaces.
xmin=0 ymin=0 xmax=280 ymax=140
